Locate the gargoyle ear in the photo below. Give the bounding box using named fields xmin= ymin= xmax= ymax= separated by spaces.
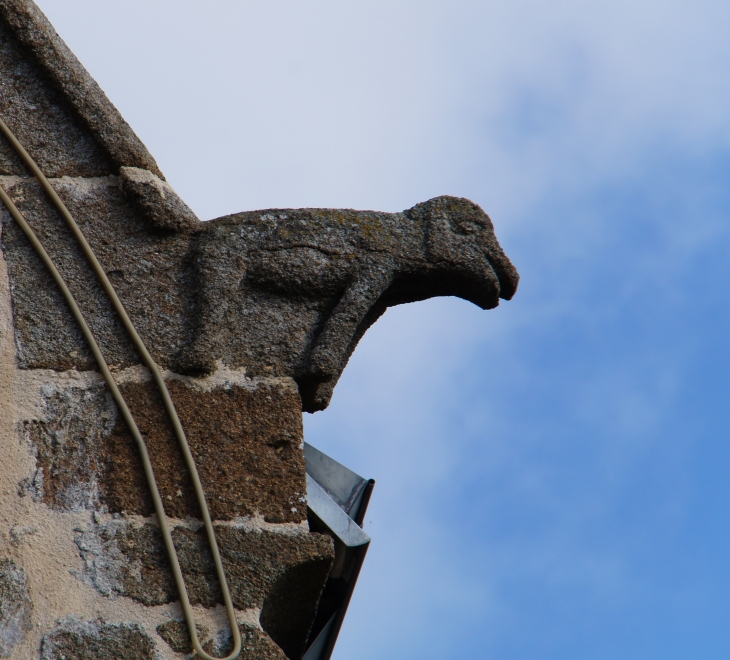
xmin=409 ymin=195 xmax=489 ymax=264
xmin=425 ymin=211 xmax=479 ymax=264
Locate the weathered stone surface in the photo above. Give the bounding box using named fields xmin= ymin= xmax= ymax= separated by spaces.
xmin=20 ymin=374 xmax=307 ymax=521
xmin=20 ymin=382 xmax=115 ymax=511
xmin=106 ymin=378 xmax=307 ymax=523
xmin=203 ymin=624 xmax=286 ymax=660
xmin=216 ymin=526 xmax=334 ymax=615
xmin=0 ymin=22 xmax=520 ymax=410
xmin=73 ymin=520 xmax=172 ymax=606
xmin=0 ymin=3 xmax=519 ymax=657
xmin=156 ymin=619 xmax=208 ymax=655
xmin=0 ymin=17 xmax=113 ymax=178
xmin=73 ymin=520 xmax=334 ymax=614
xmin=40 ymin=618 xmax=156 ymax=660
xmin=0 ymin=559 xmax=32 ymax=657
xmin=0 ymin=0 xmax=163 ymax=177
xmin=0 ymin=176 xmax=195 ymax=373
xmin=0 ymin=3 xmax=520 ymax=410
xmin=120 ymin=166 xmax=200 ymax=234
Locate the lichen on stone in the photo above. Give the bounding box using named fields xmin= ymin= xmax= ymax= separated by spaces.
xmin=156 ymin=618 xmax=208 ymax=654
xmin=16 ymin=373 xmax=309 ymax=523
xmin=19 ymin=382 xmax=116 ymax=512
xmin=40 ymin=617 xmax=156 ymax=660
xmin=72 ymin=519 xmax=182 ymax=605
xmin=0 ymin=559 xmax=32 ymax=658
xmin=203 ymin=623 xmax=286 ymax=660
xmin=73 ymin=520 xmax=334 ymax=613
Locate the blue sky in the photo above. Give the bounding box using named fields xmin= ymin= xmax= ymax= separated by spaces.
xmin=34 ymin=1 xmax=730 ymax=657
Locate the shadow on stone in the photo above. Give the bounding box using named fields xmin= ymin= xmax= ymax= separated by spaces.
xmin=204 ymin=623 xmax=286 ymax=660
xmin=73 ymin=521 xmax=334 ymax=613
xmin=259 ymin=558 xmax=334 ymax=660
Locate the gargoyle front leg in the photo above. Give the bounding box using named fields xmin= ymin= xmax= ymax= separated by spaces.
xmin=185 ymin=233 xmax=247 ymax=374
xmin=303 ymin=262 xmax=393 ymax=409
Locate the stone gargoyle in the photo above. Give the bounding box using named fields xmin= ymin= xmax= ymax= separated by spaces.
xmin=189 ymin=195 xmax=519 ymax=411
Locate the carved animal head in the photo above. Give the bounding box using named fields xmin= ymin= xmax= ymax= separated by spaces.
xmin=402 ymin=196 xmax=519 ymax=310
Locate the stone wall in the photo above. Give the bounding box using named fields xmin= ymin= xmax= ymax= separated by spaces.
xmin=0 ymin=246 xmax=335 ymax=659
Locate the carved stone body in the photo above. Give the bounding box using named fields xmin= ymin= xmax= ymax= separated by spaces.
xmin=192 ymin=196 xmax=518 ymax=411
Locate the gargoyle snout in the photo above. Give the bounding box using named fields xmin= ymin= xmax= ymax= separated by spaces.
xmin=407 ymin=195 xmax=520 ymax=305
xmin=478 ymin=236 xmax=519 ymax=302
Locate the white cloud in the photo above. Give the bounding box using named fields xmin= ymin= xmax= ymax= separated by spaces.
xmin=36 ymin=0 xmax=730 ymax=219
xmin=32 ymin=1 xmax=730 ymax=657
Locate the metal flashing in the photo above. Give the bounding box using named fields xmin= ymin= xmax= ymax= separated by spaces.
xmin=303 ymin=443 xmax=374 ymax=660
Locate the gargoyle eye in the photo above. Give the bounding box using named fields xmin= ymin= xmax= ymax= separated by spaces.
xmin=452 ymin=218 xmax=484 ymax=235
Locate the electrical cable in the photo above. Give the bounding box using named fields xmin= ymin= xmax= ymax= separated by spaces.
xmin=0 ymin=116 xmax=241 ymax=660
